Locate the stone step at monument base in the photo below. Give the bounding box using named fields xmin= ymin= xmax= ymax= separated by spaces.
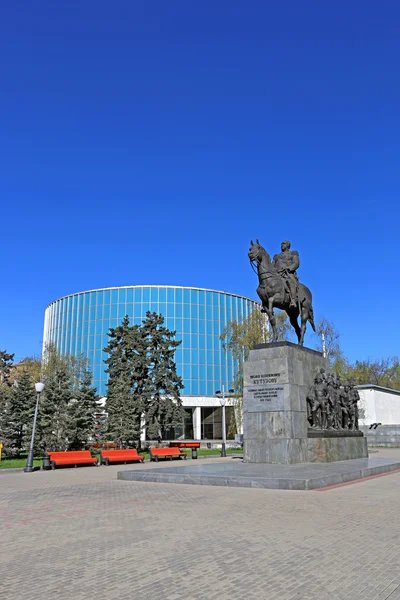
xmin=118 ymin=457 xmax=400 ymax=490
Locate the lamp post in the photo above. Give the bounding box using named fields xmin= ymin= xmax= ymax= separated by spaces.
xmin=24 ymin=382 xmax=45 ymax=473
xmin=215 ymin=386 xmax=235 ymax=458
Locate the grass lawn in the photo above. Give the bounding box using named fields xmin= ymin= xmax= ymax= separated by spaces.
xmin=0 ymin=447 xmax=242 ymax=469
xmin=0 ymin=457 xmax=42 ymax=470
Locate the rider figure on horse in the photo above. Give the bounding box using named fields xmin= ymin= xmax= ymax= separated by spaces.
xmin=272 ymin=240 xmax=299 ymax=309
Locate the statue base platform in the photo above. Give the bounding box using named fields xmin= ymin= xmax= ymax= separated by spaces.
xmin=243 ymin=342 xmax=368 ymax=464
xmin=307 ymin=435 xmax=368 ymax=463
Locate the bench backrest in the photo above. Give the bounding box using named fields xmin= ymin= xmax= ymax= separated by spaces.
xmin=150 ymin=447 xmax=181 ymax=457
xmin=47 ymin=451 xmax=93 ymax=460
xmin=101 ymin=449 xmax=140 ymax=458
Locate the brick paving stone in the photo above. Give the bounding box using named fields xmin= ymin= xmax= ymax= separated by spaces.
xmin=1 ymin=451 xmax=400 ymax=600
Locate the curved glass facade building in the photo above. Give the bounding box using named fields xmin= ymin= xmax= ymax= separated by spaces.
xmin=43 ymin=286 xmax=258 ymax=399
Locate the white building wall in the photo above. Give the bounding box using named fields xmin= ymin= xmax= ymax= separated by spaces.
xmin=358 ymin=387 xmax=400 ymax=426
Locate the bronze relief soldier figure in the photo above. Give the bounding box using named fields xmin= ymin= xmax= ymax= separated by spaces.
xmin=307 ymin=371 xmax=329 ymax=429
xmin=347 ymin=378 xmax=360 ymax=431
xmin=272 ymin=240 xmax=300 ymax=309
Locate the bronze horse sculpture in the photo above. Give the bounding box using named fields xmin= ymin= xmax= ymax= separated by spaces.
xmin=248 ymin=239 xmax=315 ymax=345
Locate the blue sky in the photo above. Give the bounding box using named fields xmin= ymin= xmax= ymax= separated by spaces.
xmin=1 ymin=1 xmax=399 ymax=362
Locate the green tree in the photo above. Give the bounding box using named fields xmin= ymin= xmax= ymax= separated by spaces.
xmin=345 ymin=357 xmax=400 ymax=390
xmin=104 ymin=316 xmax=144 ymax=447
xmin=36 ymin=363 xmax=72 ymax=451
xmin=67 ymin=366 xmax=99 ymax=450
xmin=141 ymin=312 xmax=185 ymax=440
xmin=0 ymin=350 xmax=14 ymax=385
xmin=3 ymin=372 xmax=36 ymax=456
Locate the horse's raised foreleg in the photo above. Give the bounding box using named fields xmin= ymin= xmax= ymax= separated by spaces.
xmin=288 ymin=309 xmax=301 ymax=344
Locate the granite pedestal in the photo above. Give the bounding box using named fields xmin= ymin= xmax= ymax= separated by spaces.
xmin=117 ymin=457 xmax=400 ymax=490
xmin=243 ymin=342 xmax=329 ymax=464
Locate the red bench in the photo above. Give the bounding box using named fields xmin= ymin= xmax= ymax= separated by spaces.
xmin=47 ymin=451 xmax=98 ymax=469
xmin=100 ymin=449 xmax=144 ymax=465
xmin=170 ymin=441 xmax=201 ymax=459
xmin=150 ymin=447 xmax=187 ymax=462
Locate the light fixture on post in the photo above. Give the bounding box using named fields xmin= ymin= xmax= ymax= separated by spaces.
xmin=24 ymin=382 xmax=45 ymax=473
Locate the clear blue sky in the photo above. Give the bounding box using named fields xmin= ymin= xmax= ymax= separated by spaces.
xmin=1 ymin=1 xmax=399 ymax=363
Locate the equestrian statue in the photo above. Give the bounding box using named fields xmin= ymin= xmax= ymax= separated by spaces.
xmin=248 ymin=239 xmax=315 ymax=345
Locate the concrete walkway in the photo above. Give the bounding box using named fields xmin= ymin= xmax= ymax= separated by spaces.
xmin=1 ymin=449 xmax=400 ymax=600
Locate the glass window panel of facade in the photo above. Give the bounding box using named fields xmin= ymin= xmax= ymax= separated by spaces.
xmin=151 ymin=288 xmax=158 ymax=302
xmin=199 ymin=381 xmax=206 ymax=395
xmin=191 ymin=304 xmax=198 ymax=318
xmin=199 ymin=350 xmax=206 ymax=365
xmin=167 ymin=288 xmax=174 ymax=303
xmin=183 ymin=304 xmax=190 ymax=318
xmin=183 ymin=319 xmax=191 ymax=333
xmin=175 ymin=288 xmax=182 ymax=303
xmin=191 ymin=289 xmax=198 ymax=304
xmin=183 ymin=289 xmax=190 ymax=304
xmin=159 ymin=303 xmax=166 ymax=317
xmin=199 ymin=335 xmax=206 ymax=349
xmin=198 ymin=290 xmax=205 ymax=304
xmin=127 ymin=288 xmax=133 ymax=302
xmin=191 ymin=349 xmax=198 ymax=363
xmin=191 ymin=319 xmax=198 ymax=333
xmin=206 ymin=320 xmax=213 ymax=335
xmin=119 ymin=289 xmax=126 ymax=303
xmin=150 ymin=302 xmax=158 ymax=313
xmin=166 ymin=303 xmax=174 ymax=317
xmin=198 ymin=304 xmax=205 ymax=319
xmin=183 ymin=364 xmax=191 ymax=380
xmin=117 ymin=304 xmax=125 ymax=319
xmin=199 ymin=364 xmax=206 ymax=379
xmin=175 ymin=302 xmax=182 ymax=318
xmin=143 ymin=288 xmax=150 ymax=302
xmin=191 ymin=333 xmax=198 ymax=348
xmin=183 ymin=334 xmax=190 ymax=348
xmin=159 ymin=288 xmax=166 ymax=302
xmin=134 ymin=303 xmax=141 ymax=318
xmin=183 ymin=349 xmax=190 ymax=363
xmin=191 ymin=381 xmax=199 ymax=395
xmin=206 ymin=304 xmax=213 ymax=320
xmin=134 ymin=288 xmax=142 ymax=302
xmin=175 ymin=347 xmax=182 ymax=363
xmin=175 ymin=317 xmax=182 ymax=332
xmin=206 ymin=291 xmax=213 ymax=305
xmin=191 ymin=364 xmax=198 ymax=379
xmin=166 ymin=317 xmax=174 ymax=331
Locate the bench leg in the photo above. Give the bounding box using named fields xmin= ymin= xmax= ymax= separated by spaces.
xmin=155 ymin=456 xmax=159 ymax=462
xmin=51 ymin=461 xmax=56 ymax=470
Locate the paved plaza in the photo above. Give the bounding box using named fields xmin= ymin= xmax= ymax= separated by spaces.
xmin=1 ymin=449 xmax=400 ymax=600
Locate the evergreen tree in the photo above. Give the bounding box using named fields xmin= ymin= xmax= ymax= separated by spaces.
xmin=104 ymin=316 xmax=144 ymax=447
xmin=4 ymin=372 xmax=36 ymax=456
xmin=67 ymin=366 xmax=98 ymax=450
xmin=0 ymin=350 xmax=14 ymax=385
xmin=37 ymin=364 xmax=72 ymax=451
xmin=141 ymin=312 xmax=185 ymax=440
xmin=0 ymin=384 xmax=12 ymax=454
